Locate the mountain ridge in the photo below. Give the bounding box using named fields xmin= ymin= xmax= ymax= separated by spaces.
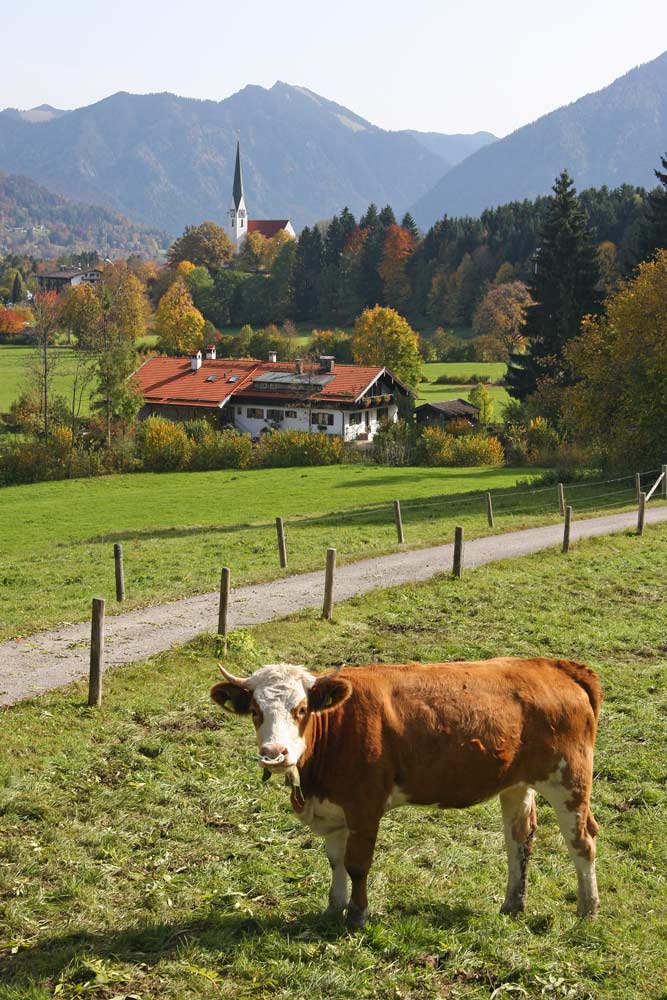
xmin=0 ymin=84 xmax=493 ymax=233
xmin=410 ymin=50 xmax=667 ymax=226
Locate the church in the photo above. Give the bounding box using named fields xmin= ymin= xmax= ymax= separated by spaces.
xmin=228 ymin=141 xmax=296 ymax=246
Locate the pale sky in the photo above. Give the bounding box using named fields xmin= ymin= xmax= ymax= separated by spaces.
xmin=1 ymin=0 xmax=666 ymax=137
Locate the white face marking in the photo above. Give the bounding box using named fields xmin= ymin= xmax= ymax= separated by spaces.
xmin=384 ymin=784 xmax=410 ymax=812
xmin=244 ymin=663 xmax=315 ymax=769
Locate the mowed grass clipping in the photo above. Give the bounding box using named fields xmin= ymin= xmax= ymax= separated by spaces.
xmin=1 ymin=526 xmax=667 ymax=998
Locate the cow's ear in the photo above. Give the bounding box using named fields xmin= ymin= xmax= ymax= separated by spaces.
xmin=308 ymin=676 xmax=352 ymax=714
xmin=211 ymin=682 xmax=252 ymax=715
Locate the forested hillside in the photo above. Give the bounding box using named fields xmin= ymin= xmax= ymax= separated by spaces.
xmin=0 ymin=173 xmax=169 ymax=257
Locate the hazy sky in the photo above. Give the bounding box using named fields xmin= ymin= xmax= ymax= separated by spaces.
xmin=1 ymin=0 xmax=666 ymax=137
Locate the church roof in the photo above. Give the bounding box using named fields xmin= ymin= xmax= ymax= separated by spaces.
xmin=248 ymin=219 xmax=291 ymax=239
xmin=232 ymin=140 xmax=244 ymax=209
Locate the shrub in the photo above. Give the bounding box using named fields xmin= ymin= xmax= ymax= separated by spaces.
xmin=189 ymin=428 xmax=253 ymax=471
xmin=253 ymin=430 xmax=344 ymax=468
xmin=419 ymin=427 xmax=504 ymax=467
xmin=139 ymin=416 xmax=191 ymax=472
xmin=370 ymin=421 xmax=419 ymax=466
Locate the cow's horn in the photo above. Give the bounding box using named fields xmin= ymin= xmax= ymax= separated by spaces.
xmin=218 ymin=664 xmax=250 ymax=686
xmin=317 ymin=664 xmax=344 ymax=679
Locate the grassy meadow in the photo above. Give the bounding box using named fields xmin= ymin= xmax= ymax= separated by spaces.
xmin=419 ymin=362 xmax=510 ymax=410
xmin=0 ymin=344 xmax=95 ymax=415
xmin=0 ymin=463 xmax=550 ymax=640
xmin=1 ymin=525 xmax=666 ymax=998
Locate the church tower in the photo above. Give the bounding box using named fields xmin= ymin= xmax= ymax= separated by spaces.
xmin=229 ymin=140 xmax=247 ymax=246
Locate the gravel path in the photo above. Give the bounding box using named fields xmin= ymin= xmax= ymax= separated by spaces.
xmin=1 ymin=506 xmax=665 ymax=707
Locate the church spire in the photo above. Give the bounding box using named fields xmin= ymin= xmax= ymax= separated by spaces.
xmin=232 ymin=139 xmax=244 ymax=210
xmin=229 ymin=137 xmax=248 ymax=245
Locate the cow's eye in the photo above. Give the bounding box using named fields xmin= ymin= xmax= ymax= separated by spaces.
xmin=296 ymin=705 xmax=307 ymax=720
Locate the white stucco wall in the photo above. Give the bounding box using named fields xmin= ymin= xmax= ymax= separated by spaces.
xmin=231 ymin=403 xmax=397 ymax=441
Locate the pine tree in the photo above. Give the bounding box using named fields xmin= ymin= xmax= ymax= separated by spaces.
xmin=401 ymin=212 xmax=419 ymax=242
xmin=11 ymin=271 xmax=23 ymax=303
xmin=638 ymin=152 xmax=667 ymax=261
xmin=506 ymin=171 xmax=599 ymax=401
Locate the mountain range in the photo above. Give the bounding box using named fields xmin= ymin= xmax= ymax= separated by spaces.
xmin=0 ymin=85 xmax=493 ymax=235
xmin=0 ymin=50 xmax=665 ymax=241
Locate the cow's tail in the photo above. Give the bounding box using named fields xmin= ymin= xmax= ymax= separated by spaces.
xmin=555 ymin=660 xmax=603 ymax=719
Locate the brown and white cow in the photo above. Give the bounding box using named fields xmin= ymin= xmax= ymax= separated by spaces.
xmin=211 ymin=657 xmax=601 ymax=929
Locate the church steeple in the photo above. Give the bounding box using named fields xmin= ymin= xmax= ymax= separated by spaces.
xmin=229 ymin=139 xmax=247 ymax=245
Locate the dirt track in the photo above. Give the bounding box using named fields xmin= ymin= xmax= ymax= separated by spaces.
xmin=1 ymin=506 xmax=665 ymax=707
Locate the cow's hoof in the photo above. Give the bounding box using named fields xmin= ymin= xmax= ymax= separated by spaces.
xmin=500 ymin=897 xmax=526 ymax=916
xmin=345 ymin=902 xmax=368 ymax=930
xmin=577 ymin=900 xmax=600 ymax=920
xmin=326 ymin=899 xmax=348 ymax=917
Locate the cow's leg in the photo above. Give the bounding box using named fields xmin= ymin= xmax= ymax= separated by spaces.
xmin=499 ymin=783 xmax=537 ymax=915
xmin=344 ymin=824 xmax=379 ymax=930
xmin=324 ymin=828 xmax=349 ymax=914
xmin=535 ymin=764 xmax=599 ymax=918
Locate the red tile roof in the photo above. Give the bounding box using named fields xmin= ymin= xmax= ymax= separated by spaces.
xmin=247 ymin=220 xmax=291 ymax=239
xmin=133 ymin=357 xmax=410 ymax=408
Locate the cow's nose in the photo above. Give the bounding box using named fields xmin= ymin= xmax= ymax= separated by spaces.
xmin=260 ymin=743 xmax=288 ymax=764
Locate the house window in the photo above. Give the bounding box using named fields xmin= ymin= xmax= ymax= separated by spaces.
xmin=246 ymin=407 xmax=264 ymax=419
xmin=267 ymin=409 xmax=284 ymax=421
xmin=348 ymin=411 xmax=363 ymax=425
xmin=285 ymin=410 xmax=297 ymax=418
xmin=236 ymin=406 xmax=242 ymax=415
xmin=376 ymin=407 xmax=389 ymax=422
xmin=312 ymin=412 xmax=334 ymax=426
xmin=241 ymin=219 xmax=244 ymax=227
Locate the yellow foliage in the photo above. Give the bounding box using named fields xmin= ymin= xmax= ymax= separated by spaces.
xmin=154 ymin=279 xmax=205 ymax=354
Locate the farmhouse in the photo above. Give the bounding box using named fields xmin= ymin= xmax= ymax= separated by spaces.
xmin=134 ymin=349 xmax=412 ymax=441
xmin=36 ymin=267 xmax=102 ymax=293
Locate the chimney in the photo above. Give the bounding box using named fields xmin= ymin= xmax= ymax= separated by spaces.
xmin=319 ymin=355 xmax=335 ymax=373
xmin=268 ymin=350 xmax=277 ymax=363
xmin=205 ymin=344 xmax=217 ymax=361
xmin=190 ymin=350 xmax=202 ymax=371
xmin=295 ymin=358 xmax=304 ymax=375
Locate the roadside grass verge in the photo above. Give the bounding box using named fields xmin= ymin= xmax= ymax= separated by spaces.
xmin=1 ymin=463 xmax=658 ymax=642
xmin=1 ymin=525 xmax=666 ymax=998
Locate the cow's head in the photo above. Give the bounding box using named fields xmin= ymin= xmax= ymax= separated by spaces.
xmin=211 ymin=663 xmax=352 ymax=772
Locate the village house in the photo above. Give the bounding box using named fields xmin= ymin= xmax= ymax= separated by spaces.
xmin=134 ymin=348 xmax=413 ymax=442
xmin=36 ymin=267 xmax=102 ymax=293
xmin=415 ymin=398 xmax=480 ymax=428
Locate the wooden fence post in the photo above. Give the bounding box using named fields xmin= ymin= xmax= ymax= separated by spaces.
xmin=637 ymin=492 xmax=646 ymax=536
xmin=558 ymin=482 xmax=565 ymax=516
xmin=453 ymin=526 xmax=464 ymax=578
xmin=393 ymin=500 xmax=405 ymax=544
xmin=88 ymin=597 xmax=105 ymax=708
xmin=114 ymin=543 xmax=125 ymax=602
xmin=662 ymin=464 xmax=667 ymax=500
xmin=218 ymin=567 xmax=231 ymax=652
xmin=486 ymin=492 xmax=494 ymax=528
xmin=275 ymin=517 xmax=288 ymax=569
xmin=635 ymin=472 xmax=641 ymax=499
xmin=323 ymin=547 xmax=336 ymax=620
xmin=562 ymin=505 xmax=572 ymax=554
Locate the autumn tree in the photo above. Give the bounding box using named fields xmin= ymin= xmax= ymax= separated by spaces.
xmin=472 ymin=281 xmax=532 ymax=361
xmin=60 ymin=283 xmax=103 ymax=348
xmin=379 ymin=225 xmax=415 ymax=312
xmin=351 ymin=305 xmax=422 ymax=386
xmin=11 ymin=272 xmax=24 ymax=303
xmin=564 ymin=249 xmax=667 ymax=469
xmin=92 ymin=264 xmax=149 ymax=446
xmin=155 ymin=278 xmax=206 ymax=355
xmin=0 ymin=305 xmax=30 ymax=336
xmin=506 ymin=171 xmax=599 ymax=402
xmin=468 ymin=382 xmax=494 ymax=425
xmin=167 ymin=221 xmax=234 ymax=271
xmin=236 ymin=231 xmax=267 ymax=271
xmin=30 ymin=292 xmax=62 ymax=440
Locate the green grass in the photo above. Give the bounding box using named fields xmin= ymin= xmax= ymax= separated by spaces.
xmin=1 ymin=525 xmax=667 ymax=998
xmin=0 ymin=345 xmax=95 ymax=414
xmin=0 ymin=464 xmax=551 ymax=641
xmin=419 ymin=362 xmax=510 ymax=411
